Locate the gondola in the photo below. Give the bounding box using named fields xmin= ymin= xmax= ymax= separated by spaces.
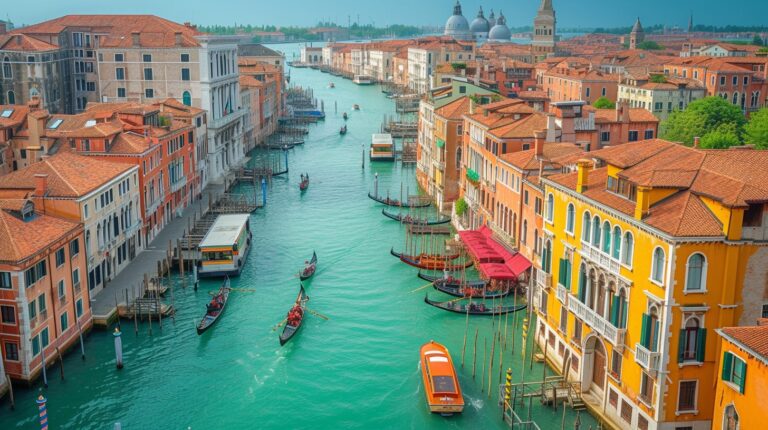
xmin=343 ymin=112 xmax=348 ymax=120
xmin=279 ymin=285 xmax=308 ymax=346
xmin=196 ymin=278 xmax=231 ymax=335
xmin=367 ymin=193 xmax=431 ymax=208
xmin=381 ymin=209 xmax=451 ymax=225
xmin=417 ymin=272 xmax=487 ymax=288
xmin=433 ymin=282 xmax=511 ymax=299
xmin=424 ymin=295 xmax=527 ymax=315
xmin=299 ymin=174 xmax=310 ymax=191
xmin=353 ymin=104 xmax=360 ymax=110
xmin=299 ymin=251 xmax=317 ymax=281
xmin=391 ymin=248 xmax=473 ymax=271
xmin=339 ymin=125 xmax=347 ymax=135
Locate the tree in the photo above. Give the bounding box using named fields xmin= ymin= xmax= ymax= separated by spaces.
xmin=455 ymin=198 xmax=468 ymax=216
xmin=753 ymin=35 xmax=764 ymax=46
xmin=661 ymin=97 xmax=746 ymax=146
xmin=593 ymin=97 xmax=615 ymax=109
xmin=699 ymin=123 xmax=741 ymax=149
xmin=744 ymin=108 xmax=768 ymax=149
xmin=636 ymin=41 xmax=663 ymax=50
xmin=649 ymin=74 xmax=667 ymax=83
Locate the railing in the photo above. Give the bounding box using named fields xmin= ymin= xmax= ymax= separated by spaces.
xmin=574 ymin=116 xmax=595 ymax=131
xmin=170 ymin=176 xmax=187 ymax=193
xmin=580 ymin=243 xmax=621 ymax=276
xmin=568 ymin=294 xmax=626 ymax=350
xmin=482 ymin=177 xmax=496 ymax=192
xmin=634 ymin=343 xmax=661 ymax=374
xmin=209 ymin=109 xmax=246 ymax=130
xmin=489 ymin=222 xmax=515 ymax=249
xmin=536 ymin=270 xmax=552 ymax=290
xmin=145 ymin=198 xmax=162 ymax=218
xmin=556 ymin=284 xmax=569 ymax=305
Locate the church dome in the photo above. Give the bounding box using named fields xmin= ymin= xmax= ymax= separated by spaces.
xmin=488 ymin=10 xmax=511 ymax=41
xmin=487 ymin=9 xmax=497 ymax=28
xmin=444 ymin=0 xmax=471 ymax=39
xmin=470 ymin=7 xmax=490 ymax=34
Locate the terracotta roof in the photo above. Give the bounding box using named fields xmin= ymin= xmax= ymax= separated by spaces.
xmin=0 ymin=105 xmax=30 ymax=128
xmin=152 ymin=98 xmax=204 ymax=117
xmin=490 ymin=114 xmax=549 ymax=139
xmin=0 ymin=151 xmax=134 ymax=197
xmin=0 ymin=34 xmax=58 ymax=52
xmin=720 ymin=325 xmax=768 ymax=361
xmin=589 ymin=106 xmax=659 ymax=124
xmin=109 ymin=132 xmax=152 ymax=154
xmin=0 ymin=205 xmax=80 ymax=263
xmin=642 ymin=192 xmax=723 ymax=236
xmin=435 ymin=97 xmax=471 ymax=120
xmin=500 ymin=143 xmax=583 ymax=171
xmin=588 ymin=139 xmax=674 ymax=168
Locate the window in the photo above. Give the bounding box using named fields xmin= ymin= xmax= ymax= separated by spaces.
xmin=628 ymin=130 xmax=639 ymax=142
xmin=4 ymin=342 xmax=18 ymax=361
xmin=41 ymin=327 xmax=49 ymax=348
xmin=181 ymin=68 xmax=190 ymax=81
xmin=732 ymin=76 xmax=738 ymax=86
xmin=620 ymin=400 xmax=633 ymax=423
xmin=720 ymin=76 xmax=726 ymax=86
xmin=117 ymin=87 xmax=126 ymax=98
xmin=723 ymin=405 xmax=739 ymax=430
xmin=181 ymin=53 xmax=190 ymax=62
xmin=545 ymin=193 xmax=554 ymax=223
xmin=1 ymin=305 xmax=15 ymax=324
xmin=7 ymin=91 xmax=15 ymax=105
xmin=685 ymin=253 xmax=706 ymax=291
xmin=115 ymin=67 xmax=125 ymax=80
xmin=621 ymin=232 xmax=634 ymax=266
xmin=143 ymin=54 xmax=152 ymax=62
xmin=182 ymin=91 xmax=192 ymax=106
xmin=72 ymin=268 xmax=80 ymax=288
xmin=679 ymin=317 xmax=706 ymax=363
xmin=644 ymin=129 xmax=654 ymax=140
xmin=610 ymin=350 xmax=622 ymax=379
xmin=145 ymin=88 xmax=154 ymax=99
xmin=3 ymin=56 xmax=11 ymax=79
xmin=601 ymin=222 xmax=611 ymax=253
xmin=565 ymin=204 xmax=575 ymax=234
xmin=591 ymin=216 xmax=601 ymax=247
xmin=600 ymin=131 xmax=610 ymax=142
xmin=721 ymin=351 xmax=746 ymax=393
xmin=522 ymin=220 xmax=528 ymax=244
xmin=762 ymin=303 xmax=768 ymax=318
xmin=559 ymin=307 xmax=567 ymax=332
xmin=55 ymin=247 xmax=66 ymax=267
xmin=523 ymin=190 xmax=529 ymax=205
xmin=640 ymin=371 xmax=654 ymax=403
xmin=144 ymin=68 xmax=153 ymax=80
xmin=76 ymin=299 xmax=83 ymax=317
xmin=611 ymin=226 xmax=621 ymax=260
xmin=581 ymin=212 xmax=591 ymax=242
xmin=641 ymin=308 xmax=661 ymax=352
xmin=0 ymin=271 xmax=11 ymax=289
xmin=32 ymin=335 xmax=40 ymax=356
xmin=38 ymin=293 xmax=46 ymax=315
xmin=651 ymin=247 xmax=665 ymax=283
xmin=114 ymin=53 xmax=124 ymax=62
xmin=637 ymin=416 xmax=649 ymax=430
xmin=585 ymin=87 xmax=591 ymax=98
xmin=58 ymin=280 xmax=66 ymax=299
xmin=60 ymin=312 xmax=69 ymax=331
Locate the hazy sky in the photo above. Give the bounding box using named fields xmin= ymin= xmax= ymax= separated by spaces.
xmin=5 ymin=0 xmax=767 ymax=29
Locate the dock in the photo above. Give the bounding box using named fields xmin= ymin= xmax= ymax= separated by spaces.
xmin=408 ymin=224 xmax=452 ymax=235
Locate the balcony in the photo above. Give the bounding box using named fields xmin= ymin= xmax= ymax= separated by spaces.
xmin=556 ymin=284 xmax=569 ymax=305
xmin=634 ymin=343 xmax=661 ymax=374
xmin=209 ymin=109 xmax=246 ymax=130
xmin=482 ymin=177 xmax=496 ymax=193
xmin=145 ymin=198 xmax=162 ymax=218
xmin=568 ymin=294 xmax=626 ymax=350
xmin=579 ymin=243 xmax=621 ymax=276
xmin=170 ymin=176 xmax=187 ymax=193
xmin=488 ymin=222 xmax=515 ymax=249
xmin=536 ymin=269 xmax=552 ymax=290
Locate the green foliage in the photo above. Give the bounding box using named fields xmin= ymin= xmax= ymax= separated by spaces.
xmin=636 ymin=41 xmax=663 ymax=50
xmin=699 ymin=124 xmax=742 ymax=149
xmin=649 ymin=74 xmax=667 ymax=83
xmin=744 ymin=108 xmax=768 ymax=149
xmin=451 ymin=63 xmax=467 ymax=70
xmin=754 ymin=35 xmax=765 ymax=46
xmin=759 ymin=47 xmax=768 ymax=53
xmin=158 ymin=115 xmax=171 ymax=127
xmin=593 ymin=97 xmax=615 ymax=109
xmin=661 ymin=97 xmax=746 ymax=147
xmin=455 ymin=198 xmax=468 ymax=217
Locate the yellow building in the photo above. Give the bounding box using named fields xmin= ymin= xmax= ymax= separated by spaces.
xmin=534 ymin=139 xmax=768 ymax=430
xmin=712 ymin=322 xmax=768 ymax=430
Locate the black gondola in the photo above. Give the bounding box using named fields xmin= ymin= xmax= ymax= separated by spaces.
xmin=417 ymin=272 xmax=487 ymax=288
xmin=433 ymin=282 xmax=511 ymax=299
xmin=197 ymin=278 xmax=231 ymax=335
xmin=343 ymin=112 xmax=348 ymax=120
xmin=279 ymin=285 xmax=308 ymax=346
xmin=381 ymin=209 xmax=450 ymax=225
xmin=367 ymin=193 xmax=431 ymax=208
xmin=339 ymin=125 xmax=347 ymax=135
xmin=424 ymin=294 xmax=526 ymax=315
xmin=299 ymin=251 xmax=317 ymax=281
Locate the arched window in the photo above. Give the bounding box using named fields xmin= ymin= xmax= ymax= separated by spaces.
xmin=591 ymin=216 xmax=601 ymax=247
xmin=724 ymin=405 xmax=739 ymax=430
xmin=621 ymin=232 xmax=634 ymax=266
xmin=732 ymin=91 xmax=739 ymax=105
xmin=522 ymin=220 xmax=528 ymax=244
xmin=534 ymin=229 xmax=539 ymax=254
xmin=97 ymin=224 xmax=103 ymax=248
xmin=601 ymin=221 xmax=611 ymax=253
xmin=685 ymin=253 xmax=706 ymax=291
xmin=542 ymin=240 xmax=552 ymax=274
xmin=455 ymin=147 xmax=462 ymax=170
xmin=615 ymin=288 xmax=628 ymax=329
xmin=2 ymin=56 xmax=11 ymax=79
xmin=648 ymin=305 xmax=660 ymax=352
xmin=182 ymin=91 xmax=192 ymax=106
xmin=581 ymin=211 xmax=591 ymax=242
xmin=7 ymin=90 xmax=15 ymax=105
xmin=545 ymin=193 xmax=554 ymax=223
xmin=565 ymin=203 xmax=575 ymax=234
xmin=85 ymin=230 xmax=91 ymax=254
xmin=651 ymin=247 xmax=665 ymax=283
xmin=611 ymin=226 xmax=621 ymax=260
xmin=577 ymin=264 xmax=587 ymax=303
xmin=681 ymin=317 xmax=701 ymax=362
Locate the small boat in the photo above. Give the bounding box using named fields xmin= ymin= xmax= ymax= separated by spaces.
xmin=329 ymin=82 xmax=335 ymax=88
xmin=339 ymin=125 xmax=347 ymax=135
xmin=418 ymin=272 xmax=487 ymax=288
xmin=382 ymin=209 xmax=451 ymax=225
xmin=196 ymin=278 xmax=231 ymax=335
xmin=299 ymin=173 xmax=309 ymax=191
xmin=391 ymin=248 xmax=472 ymax=271
xmin=299 ymin=251 xmax=317 ymax=281
xmin=353 ymin=104 xmax=360 ymax=110
xmin=280 ymin=285 xmax=308 ymax=346
xmin=343 ymin=112 xmax=348 ymax=120
xmin=424 ymin=295 xmax=527 ymax=315
xmin=434 ymin=282 xmax=510 ymax=299
xmin=368 ymin=193 xmax=431 ymax=208
xmin=420 ymin=340 xmax=464 ymax=415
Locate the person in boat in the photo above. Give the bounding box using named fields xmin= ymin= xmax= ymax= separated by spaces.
xmin=303 ymin=260 xmax=313 ymax=274
xmin=477 ymin=303 xmax=487 ymax=312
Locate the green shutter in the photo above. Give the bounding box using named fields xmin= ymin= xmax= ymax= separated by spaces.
xmin=558 ymin=258 xmax=566 ymax=286
xmin=722 ymin=352 xmax=733 ymax=382
xmin=610 ymin=296 xmax=620 ymax=326
xmin=739 ymin=359 xmax=746 ymax=394
xmin=640 ymin=313 xmax=650 ymax=347
xmin=652 ymin=320 xmax=660 ymax=352
xmin=678 ymin=329 xmax=687 ymax=363
xmin=620 ymin=300 xmax=628 ymax=329
xmin=578 ymin=270 xmax=586 ymax=302
xmin=696 ymin=328 xmax=707 ymax=363
xmin=565 ymin=261 xmax=572 ymax=289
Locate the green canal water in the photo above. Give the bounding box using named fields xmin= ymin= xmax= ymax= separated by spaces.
xmin=0 ymin=43 xmax=598 ymax=429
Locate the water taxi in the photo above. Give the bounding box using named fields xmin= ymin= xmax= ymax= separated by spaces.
xmin=198 ymin=214 xmax=252 ymax=278
xmin=420 ymin=341 xmax=464 ymax=415
xmin=370 ymin=133 xmax=395 ymax=162
xmin=352 ymin=75 xmax=374 ymax=85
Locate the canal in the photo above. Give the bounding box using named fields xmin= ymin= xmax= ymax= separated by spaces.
xmin=0 ymin=42 xmax=598 ymax=429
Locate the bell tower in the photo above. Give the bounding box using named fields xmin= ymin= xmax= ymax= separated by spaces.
xmin=533 ymin=0 xmax=556 ymax=58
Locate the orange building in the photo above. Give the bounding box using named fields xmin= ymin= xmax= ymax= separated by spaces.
xmin=0 ymin=198 xmax=91 ymax=382
xmin=541 ymin=58 xmax=621 ymax=104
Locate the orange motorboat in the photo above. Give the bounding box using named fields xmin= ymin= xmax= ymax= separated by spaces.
xmin=420 ymin=341 xmax=464 ymax=415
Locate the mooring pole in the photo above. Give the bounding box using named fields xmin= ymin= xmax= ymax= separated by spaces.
xmin=114 ymin=327 xmax=123 ymax=369
xmin=36 ymin=392 xmax=48 ymax=430
xmin=261 ymin=177 xmax=267 ymax=207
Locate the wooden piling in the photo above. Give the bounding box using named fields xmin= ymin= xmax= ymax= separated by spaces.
xmin=6 ymin=373 xmax=14 ymax=410
xmin=178 ymin=238 xmax=185 ymax=278
xmin=488 ymin=331 xmax=496 ymax=398
xmin=56 ymin=347 xmax=64 ymax=380
xmin=114 ymin=291 xmax=121 ymax=329
xmin=472 ymin=327 xmax=478 ymax=379
xmin=461 ymin=305 xmax=469 ymax=368
xmin=481 ymin=336 xmax=487 ymax=393
xmin=133 ymin=288 xmax=138 ymax=335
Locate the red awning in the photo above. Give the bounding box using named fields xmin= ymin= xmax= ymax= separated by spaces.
xmin=458 ymin=227 xmax=533 ymax=280
xmin=506 ymin=253 xmax=532 ymax=277
xmin=478 ymin=263 xmax=517 ymax=280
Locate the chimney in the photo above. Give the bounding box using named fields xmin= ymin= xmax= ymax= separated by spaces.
xmin=131 ymin=31 xmax=140 ymax=47
xmin=693 ymin=136 xmax=700 ymax=148
xmin=546 ymin=114 xmax=557 ymax=142
xmin=576 ymin=159 xmax=591 ymax=193
xmin=0 ymin=22 xmax=6 ymax=35
xmin=534 ymin=130 xmax=546 ymax=158
xmin=634 ymin=186 xmax=652 ymax=220
xmin=617 ymin=100 xmax=629 ymax=123
xmin=175 ymin=31 xmax=182 ymax=47
xmin=33 ymin=174 xmax=48 ymax=197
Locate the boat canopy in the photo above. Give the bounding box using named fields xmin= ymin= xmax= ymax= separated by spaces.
xmin=459 ymin=226 xmax=532 ymax=280
xmin=199 ymin=214 xmax=250 ymax=249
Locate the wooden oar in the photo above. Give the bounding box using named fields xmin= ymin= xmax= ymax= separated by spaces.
xmin=306 ymin=308 xmax=329 ymax=320
xmin=271 ymin=318 xmax=287 ymax=331
xmin=410 ymin=281 xmax=436 ymax=293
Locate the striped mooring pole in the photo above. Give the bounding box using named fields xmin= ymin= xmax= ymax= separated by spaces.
xmin=503 ymin=368 xmax=512 ymax=419
xmin=36 ymin=392 xmax=48 ymax=430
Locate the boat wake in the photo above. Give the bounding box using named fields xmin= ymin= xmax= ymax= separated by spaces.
xmin=462 ymin=393 xmax=484 ymax=411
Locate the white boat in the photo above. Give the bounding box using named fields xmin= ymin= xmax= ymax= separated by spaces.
xmin=198 ymin=214 xmax=252 ymax=278
xmin=353 ymin=75 xmax=374 ymax=85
